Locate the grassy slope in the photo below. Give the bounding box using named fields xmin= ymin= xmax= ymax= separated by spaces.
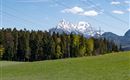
xmin=0 ymin=51 xmax=130 ymax=80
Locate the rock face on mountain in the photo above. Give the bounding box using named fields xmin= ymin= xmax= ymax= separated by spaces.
xmin=49 ymin=20 xmax=100 ymax=37
xmin=102 ymin=29 xmax=130 ymax=51
xmin=124 ymin=29 xmax=130 ymax=37
xmin=102 ymin=32 xmax=122 ymax=44
xmin=121 ymin=30 xmax=130 ymax=50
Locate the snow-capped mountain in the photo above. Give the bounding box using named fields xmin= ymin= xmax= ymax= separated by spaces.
xmin=49 ymin=19 xmax=100 ymax=37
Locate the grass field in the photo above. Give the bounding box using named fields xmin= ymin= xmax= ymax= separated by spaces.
xmin=0 ymin=51 xmax=130 ymax=80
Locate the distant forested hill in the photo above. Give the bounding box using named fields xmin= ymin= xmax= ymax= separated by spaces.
xmin=102 ymin=29 xmax=130 ymax=51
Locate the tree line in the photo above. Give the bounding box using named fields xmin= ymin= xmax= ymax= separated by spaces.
xmin=0 ymin=28 xmax=120 ymax=61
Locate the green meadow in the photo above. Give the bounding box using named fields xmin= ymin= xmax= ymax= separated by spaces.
xmin=0 ymin=51 xmax=130 ymax=80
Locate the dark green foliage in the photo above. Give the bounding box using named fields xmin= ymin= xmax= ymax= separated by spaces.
xmin=0 ymin=28 xmax=120 ymax=61
xmin=2 ymin=29 xmax=14 ymax=60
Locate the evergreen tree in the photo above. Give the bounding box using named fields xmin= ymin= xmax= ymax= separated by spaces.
xmin=86 ymin=38 xmax=94 ymax=56
xmin=55 ymin=45 xmax=62 ymax=59
xmin=0 ymin=29 xmax=4 ymax=60
xmin=12 ymin=28 xmax=18 ymax=60
xmin=0 ymin=28 xmax=120 ymax=61
xmin=79 ymin=35 xmax=86 ymax=56
xmin=3 ymin=29 xmax=14 ymax=60
xmin=29 ymin=31 xmax=38 ymax=61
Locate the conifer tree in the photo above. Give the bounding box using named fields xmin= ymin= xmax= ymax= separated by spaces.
xmin=86 ymin=38 xmax=94 ymax=56
xmin=3 ymin=29 xmax=14 ymax=60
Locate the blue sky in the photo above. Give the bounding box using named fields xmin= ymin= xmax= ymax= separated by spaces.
xmin=0 ymin=0 xmax=130 ymax=35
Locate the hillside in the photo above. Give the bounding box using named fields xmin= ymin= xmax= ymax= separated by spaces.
xmin=0 ymin=51 xmax=130 ymax=80
xmin=102 ymin=29 xmax=130 ymax=51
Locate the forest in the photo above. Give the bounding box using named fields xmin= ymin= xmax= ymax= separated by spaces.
xmin=0 ymin=28 xmax=120 ymax=61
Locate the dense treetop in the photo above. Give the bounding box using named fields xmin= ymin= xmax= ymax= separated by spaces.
xmin=0 ymin=28 xmax=120 ymax=61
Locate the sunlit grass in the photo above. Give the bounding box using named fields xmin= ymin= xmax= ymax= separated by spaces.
xmin=0 ymin=51 xmax=130 ymax=80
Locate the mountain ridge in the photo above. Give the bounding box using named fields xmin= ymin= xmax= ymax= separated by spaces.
xmin=102 ymin=29 xmax=130 ymax=51
xmin=49 ymin=20 xmax=130 ymax=51
xmin=49 ymin=19 xmax=100 ymax=37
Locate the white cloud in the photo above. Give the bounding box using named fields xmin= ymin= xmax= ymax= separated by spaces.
xmin=124 ymin=1 xmax=130 ymax=4
xmin=81 ymin=10 xmax=99 ymax=16
xmin=61 ymin=6 xmax=84 ymax=14
xmin=111 ymin=1 xmax=121 ymax=5
xmin=62 ymin=6 xmax=99 ymax=16
xmin=127 ymin=8 xmax=130 ymax=12
xmin=112 ymin=10 xmax=125 ymax=14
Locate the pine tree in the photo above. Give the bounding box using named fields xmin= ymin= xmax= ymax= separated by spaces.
xmin=0 ymin=28 xmax=120 ymax=61
xmin=3 ymin=29 xmax=14 ymax=60
xmin=12 ymin=28 xmax=18 ymax=60
xmin=79 ymin=35 xmax=86 ymax=56
xmin=86 ymin=38 xmax=94 ymax=56
xmin=24 ymin=30 xmax=30 ymax=61
xmin=0 ymin=29 xmax=4 ymax=60
xmin=29 ymin=31 xmax=38 ymax=61
xmin=60 ymin=34 xmax=67 ymax=58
